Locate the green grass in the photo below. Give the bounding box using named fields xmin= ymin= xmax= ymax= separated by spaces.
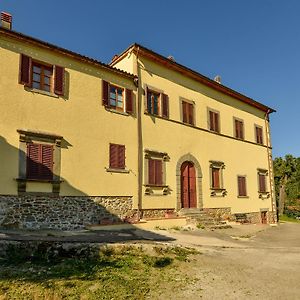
xmin=0 ymin=245 xmax=198 ymax=299
xmin=279 ymin=214 xmax=300 ymax=223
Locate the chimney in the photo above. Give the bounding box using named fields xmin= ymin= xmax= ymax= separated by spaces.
xmin=214 ymin=75 xmax=221 ymax=84
xmin=1 ymin=12 xmax=12 ymax=30
xmin=167 ymin=55 xmax=175 ymax=62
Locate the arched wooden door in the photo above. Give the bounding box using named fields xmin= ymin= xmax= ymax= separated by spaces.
xmin=181 ymin=161 xmax=197 ymax=208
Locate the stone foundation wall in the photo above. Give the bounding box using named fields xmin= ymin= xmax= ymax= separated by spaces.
xmin=141 ymin=209 xmax=176 ymax=219
xmin=0 ymin=195 xmax=134 ymax=230
xmin=203 ymin=207 xmax=232 ymax=221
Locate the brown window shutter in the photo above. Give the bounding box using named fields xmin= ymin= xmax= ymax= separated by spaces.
xmin=215 ymin=113 xmax=219 ymax=132
xmin=41 ymin=145 xmax=53 ymax=179
xmin=212 ymin=168 xmax=220 ymax=188
xmin=240 ymin=122 xmax=244 ymax=139
xmin=259 ymin=174 xmax=266 ymax=192
xmin=188 ymin=103 xmax=194 ymax=125
xmin=155 ymin=160 xmax=163 ymax=185
xmin=109 ymin=144 xmax=118 ymax=168
xmin=182 ymin=102 xmax=187 ymax=123
xmin=145 ymin=86 xmax=149 ymax=113
xmin=126 ymin=89 xmax=133 ymax=114
xmin=54 ymin=65 xmax=65 ymax=96
xmin=102 ymin=80 xmax=109 ymax=106
xmin=161 ymin=93 xmax=169 ymax=118
xmin=209 ymin=111 xmax=214 ymax=130
xmin=118 ymin=145 xmax=125 ymax=169
xmin=148 ymin=159 xmax=155 ymax=185
xmin=27 ymin=143 xmax=40 ymax=179
xmin=235 ymin=120 xmax=239 ymax=138
xmin=19 ymin=54 xmax=32 ymax=86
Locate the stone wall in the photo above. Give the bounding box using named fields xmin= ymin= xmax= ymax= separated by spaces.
xmin=0 ymin=195 xmax=134 ymax=230
xmin=141 ymin=209 xmax=176 ymax=219
xmin=203 ymin=207 xmax=232 ymax=221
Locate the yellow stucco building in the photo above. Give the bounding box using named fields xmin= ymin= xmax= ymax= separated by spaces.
xmin=0 ymin=14 xmax=276 ymax=229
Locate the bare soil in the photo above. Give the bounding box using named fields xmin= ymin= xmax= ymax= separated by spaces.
xmin=148 ymin=222 xmax=300 ymax=299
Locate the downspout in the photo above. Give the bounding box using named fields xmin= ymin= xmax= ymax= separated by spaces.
xmin=135 ymin=46 xmax=143 ymax=221
xmin=264 ymin=109 xmax=277 ymax=223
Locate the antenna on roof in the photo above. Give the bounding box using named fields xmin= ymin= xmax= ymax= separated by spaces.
xmin=214 ymin=75 xmax=221 ymax=84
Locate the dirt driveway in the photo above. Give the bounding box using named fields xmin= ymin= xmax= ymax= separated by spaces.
xmin=148 ymin=222 xmax=300 ymax=300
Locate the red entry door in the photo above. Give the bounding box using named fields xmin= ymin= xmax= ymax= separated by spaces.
xmin=181 ymin=162 xmax=197 ymax=208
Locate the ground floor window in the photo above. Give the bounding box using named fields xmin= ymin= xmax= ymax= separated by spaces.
xmin=237 ymin=175 xmax=247 ymax=197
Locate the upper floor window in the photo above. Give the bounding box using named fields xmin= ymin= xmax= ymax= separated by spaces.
xmin=258 ymin=169 xmax=267 ymax=193
xmin=102 ymin=80 xmax=133 ymax=115
xmin=237 ymin=175 xmax=247 ymax=197
xmin=255 ymin=125 xmax=264 ymax=144
xmin=109 ymin=85 xmax=124 ymax=111
xmin=19 ymin=54 xmax=65 ymax=96
xmin=182 ymin=100 xmax=194 ymax=125
xmin=234 ymin=118 xmax=244 ymax=140
xmin=32 ymin=63 xmax=53 ymax=92
xmin=145 ymin=88 xmax=169 ymax=118
xmin=209 ymin=110 xmax=220 ymax=133
xmin=147 ymin=90 xmax=160 ymax=115
xmin=148 ymin=158 xmax=163 ymax=186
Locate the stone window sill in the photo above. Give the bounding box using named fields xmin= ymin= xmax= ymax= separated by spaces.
xmin=24 ymin=87 xmax=59 ymax=98
xmin=144 ymin=184 xmax=169 ymax=188
xmin=106 ymin=168 xmax=130 ymax=174
xmin=210 ymin=188 xmax=227 ymax=197
xmin=106 ymin=107 xmax=129 ymax=116
xmin=237 ymin=196 xmax=249 ymax=198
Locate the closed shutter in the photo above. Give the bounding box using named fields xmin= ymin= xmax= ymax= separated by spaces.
xmin=259 ymin=174 xmax=266 ymax=192
xmin=235 ymin=120 xmax=239 ymax=138
xmin=27 ymin=143 xmax=40 ymax=179
xmin=126 ymin=89 xmax=133 ymax=114
xmin=27 ymin=143 xmax=53 ymax=180
xmin=41 ymin=145 xmax=53 ymax=179
xmin=148 ymin=159 xmax=155 ymax=185
xmin=155 ymin=160 xmax=163 ymax=185
xmin=161 ymin=93 xmax=169 ymax=118
xmin=209 ymin=111 xmax=214 ymax=130
xmin=118 ymin=145 xmax=125 ymax=169
xmin=238 ymin=176 xmax=246 ymax=196
xmin=19 ymin=54 xmax=32 ymax=86
xmin=110 ymin=144 xmax=125 ymax=169
xmin=182 ymin=101 xmax=187 ymax=123
xmin=102 ymin=80 xmax=109 ymax=106
xmin=188 ymin=103 xmax=194 ymax=125
xmin=212 ymin=168 xmax=220 ymax=188
xmin=214 ymin=112 xmax=219 ymax=132
xmin=54 ymin=65 xmax=65 ymax=96
xmin=109 ymin=144 xmax=118 ymax=168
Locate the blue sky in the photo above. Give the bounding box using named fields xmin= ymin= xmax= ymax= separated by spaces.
xmin=1 ymin=0 xmax=299 ymax=158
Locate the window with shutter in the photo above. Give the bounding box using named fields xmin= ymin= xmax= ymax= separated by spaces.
xmin=126 ymin=88 xmax=133 ymax=114
xmin=26 ymin=143 xmax=53 ymax=180
xmin=147 ymin=90 xmax=160 ymax=115
xmin=237 ymin=176 xmax=247 ymax=197
xmin=109 ymin=85 xmax=124 ymax=111
xmin=19 ymin=55 xmax=65 ymax=96
xmin=109 ymin=143 xmax=126 ymax=170
xmin=148 ymin=158 xmax=163 ymax=186
xmin=161 ymin=93 xmax=169 ymax=118
xmin=182 ymin=101 xmax=194 ymax=125
xmin=209 ymin=161 xmax=226 ymax=196
xmin=255 ymin=125 xmax=264 ymax=144
xmin=234 ymin=118 xmax=244 ymax=140
xmin=209 ymin=110 xmax=220 ymax=133
xmin=257 ymin=169 xmax=268 ymax=194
